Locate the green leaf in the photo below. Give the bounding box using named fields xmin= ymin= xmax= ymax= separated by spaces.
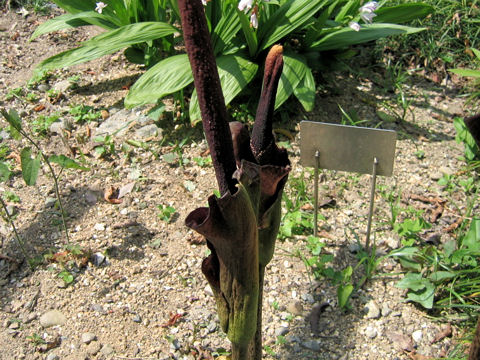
xmin=258 ymin=0 xmax=329 ymax=51
xmin=237 ymin=9 xmax=258 ymax=57
xmin=396 ymin=272 xmax=427 ymax=291
xmin=211 ymin=5 xmax=241 ymax=55
xmin=1 ymin=108 xmax=22 ymax=132
xmin=406 ymin=282 xmax=435 ymax=309
xmin=462 ymin=218 xmax=480 ymax=252
xmin=51 ymin=0 xmax=97 ymax=14
xmin=20 ymin=148 xmax=41 ymax=186
xmin=275 ymin=52 xmax=308 ymax=109
xmin=334 ymin=0 xmax=361 ymax=22
xmin=34 ymin=22 xmax=177 ymax=75
xmin=190 ymin=54 xmax=259 ymax=124
xmin=58 ymin=269 xmax=74 ymax=284
xmin=293 ymin=67 xmax=315 ymax=111
xmin=311 ymin=23 xmax=426 ymax=51
xmin=408 ymin=288 xmax=435 ymax=309
xmin=472 ymin=48 xmax=480 ymax=60
xmin=429 ymin=271 xmax=456 ymax=283
xmin=30 ymin=11 xmax=119 ymax=41
xmin=374 ymin=4 xmax=434 ymax=24
xmin=125 ymin=54 xmax=193 ymax=108
xmin=448 ymin=68 xmax=480 ymax=78
xmin=48 ymin=154 xmax=89 ymax=171
xmin=337 ymin=283 xmax=353 ymax=309
xmin=0 ymin=162 xmax=11 ymax=182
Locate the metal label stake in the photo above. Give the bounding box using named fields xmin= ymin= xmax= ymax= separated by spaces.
xmin=365 ymin=157 xmax=378 ymax=251
xmin=300 ymin=121 xmax=397 ymax=250
xmin=314 ymin=151 xmax=320 ymax=237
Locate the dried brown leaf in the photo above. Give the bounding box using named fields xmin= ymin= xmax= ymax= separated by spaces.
xmin=104 ymin=186 xmax=122 ymax=204
xmin=387 ymin=331 xmax=414 ymax=352
xmin=161 ymin=313 xmax=183 ymax=328
xmin=432 ymin=323 xmax=452 ymax=344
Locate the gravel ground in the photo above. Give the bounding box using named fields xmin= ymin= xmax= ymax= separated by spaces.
xmin=0 ymin=7 xmax=477 ymax=360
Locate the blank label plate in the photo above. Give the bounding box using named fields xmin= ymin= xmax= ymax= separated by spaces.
xmin=300 ymin=121 xmax=397 ymax=176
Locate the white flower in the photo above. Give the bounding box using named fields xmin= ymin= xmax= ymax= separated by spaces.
xmin=360 ymin=11 xmax=376 ymax=24
xmin=349 ymin=21 xmax=361 ymax=32
xmin=359 ymin=1 xmax=378 ymax=13
xmin=359 ymin=1 xmax=378 ymax=24
xmin=250 ymin=12 xmax=258 ymax=29
xmin=238 ymin=0 xmax=253 ymax=12
xmin=202 ymin=0 xmax=207 ymax=4
xmin=95 ymin=2 xmax=107 ymax=14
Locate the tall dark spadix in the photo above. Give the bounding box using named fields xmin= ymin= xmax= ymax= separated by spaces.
xmin=179 ymin=1 xmax=290 ymax=359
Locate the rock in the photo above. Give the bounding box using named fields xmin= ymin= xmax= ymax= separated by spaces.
xmin=84 ymin=191 xmax=98 ymax=205
xmin=86 ymin=341 xmax=101 ymax=356
xmin=94 ymin=109 xmax=136 ymax=137
xmin=39 ymin=310 xmax=66 ymax=328
xmin=91 ymin=252 xmax=105 ymax=266
xmin=170 ymin=339 xmax=181 ymax=351
xmin=348 ymin=243 xmax=361 ymax=253
xmin=49 ymin=118 xmax=71 ymax=134
xmin=81 ymin=332 xmax=96 ymax=344
xmin=135 ymin=124 xmax=162 ymax=140
xmin=37 ymin=84 xmax=50 ymax=92
xmin=8 ymin=321 xmax=19 ymax=330
xmin=100 ymin=344 xmax=114 ymax=356
xmin=93 ymin=223 xmax=105 ymax=231
xmin=132 ymin=315 xmax=141 ymax=323
xmin=365 ymin=326 xmax=377 ymax=339
xmin=302 ymin=339 xmax=321 ymax=352
xmin=286 ymin=300 xmax=303 ymax=316
xmin=6 ymin=205 xmax=16 ymax=216
xmin=412 ymin=330 xmax=423 ymax=343
xmin=46 ymin=353 xmax=59 ymax=360
xmin=44 ymin=197 xmax=57 ymax=208
xmin=90 ymin=304 xmax=105 ymax=313
xmin=381 ymin=302 xmax=392 ymax=317
xmin=204 ymin=285 xmax=213 ymax=297
xmin=365 ymin=300 xmax=381 ymax=319
xmin=275 ymin=326 xmax=289 ymax=337
xmin=53 ymin=79 xmax=71 ymax=93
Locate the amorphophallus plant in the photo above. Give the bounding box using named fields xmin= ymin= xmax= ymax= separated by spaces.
xmin=178 ymin=0 xmax=290 ymax=358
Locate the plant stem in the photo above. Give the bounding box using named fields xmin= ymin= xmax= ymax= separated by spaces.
xmin=17 ymin=128 xmax=70 ymax=243
xmin=0 ymin=195 xmax=29 ymax=264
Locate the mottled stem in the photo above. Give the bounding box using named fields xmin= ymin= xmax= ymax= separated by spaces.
xmin=251 ymin=45 xmax=286 ymax=166
xmin=469 ymin=316 xmax=480 ymax=360
xmin=178 ymin=0 xmax=237 ymax=195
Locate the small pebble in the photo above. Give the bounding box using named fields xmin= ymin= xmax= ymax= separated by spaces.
xmin=412 ymin=330 xmax=423 ymax=343
xmin=81 ymin=332 xmax=96 ymax=344
xmin=365 ymin=326 xmax=377 ymax=339
xmin=365 ymin=300 xmax=381 ymax=319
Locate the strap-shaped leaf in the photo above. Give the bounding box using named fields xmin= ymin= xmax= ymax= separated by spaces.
xmin=449 ymin=69 xmax=480 ymax=78
xmin=30 ymin=11 xmax=120 ymax=40
xmin=334 ymin=0 xmax=361 ymax=22
xmin=374 ymin=3 xmax=434 ymax=24
xmin=20 ymin=148 xmax=41 ymax=186
xmin=52 ymin=0 xmax=97 ymax=14
xmin=293 ymin=67 xmax=315 ymax=112
xmin=258 ymin=0 xmax=328 ymax=52
xmin=212 ymin=5 xmax=241 ymax=55
xmin=189 ymin=54 xmax=259 ymax=124
xmin=34 ymin=22 xmax=177 ymax=75
xmin=311 ymin=23 xmax=426 ymax=51
xmin=237 ymin=9 xmax=258 ymax=58
xmin=125 ymin=54 xmax=194 ymax=108
xmin=274 ymin=52 xmax=308 ymax=109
